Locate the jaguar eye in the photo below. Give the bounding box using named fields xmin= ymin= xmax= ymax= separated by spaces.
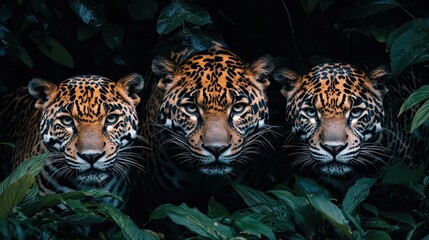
xmin=59 ymin=116 xmax=74 ymax=127
xmin=350 ymin=108 xmax=365 ymax=118
xmin=304 ymin=108 xmax=317 ymax=117
xmin=232 ymin=103 xmax=247 ymax=114
xmin=106 ymin=114 xmax=120 ymax=125
xmin=183 ymin=103 xmax=198 ymax=114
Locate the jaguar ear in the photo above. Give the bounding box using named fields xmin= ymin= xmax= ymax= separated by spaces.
xmin=273 ymin=67 xmax=301 ymax=100
xmin=152 ymin=55 xmax=180 ymax=92
xmin=117 ymin=73 xmax=145 ymax=106
xmin=368 ymin=65 xmax=390 ymax=99
xmin=28 ymin=78 xmax=58 ymax=110
xmin=245 ymin=55 xmax=275 ymax=92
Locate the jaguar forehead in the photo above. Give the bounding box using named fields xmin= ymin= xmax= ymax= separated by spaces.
xmin=56 ymin=76 xmax=119 ymax=122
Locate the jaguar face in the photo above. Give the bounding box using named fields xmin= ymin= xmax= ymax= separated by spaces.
xmin=28 ymin=73 xmax=144 ymax=185
xmin=152 ymin=42 xmax=274 ymax=175
xmin=274 ymin=63 xmax=389 ymax=177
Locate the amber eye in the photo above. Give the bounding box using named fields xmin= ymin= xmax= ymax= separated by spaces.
xmin=183 ymin=103 xmax=198 ymax=114
xmin=232 ymin=103 xmax=247 ymax=114
xmin=304 ymin=108 xmax=317 ymax=117
xmin=106 ymin=114 xmax=120 ymax=125
xmin=350 ymin=108 xmax=365 ymax=118
xmin=59 ymin=116 xmax=74 ymax=127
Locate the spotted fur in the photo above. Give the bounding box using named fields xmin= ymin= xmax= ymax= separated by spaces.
xmin=274 ymin=63 xmax=429 ymax=185
xmin=139 ymin=41 xmax=276 ymax=208
xmin=0 ymin=74 xmax=145 ymax=210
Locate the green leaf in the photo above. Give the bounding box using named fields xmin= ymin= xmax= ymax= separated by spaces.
xmin=230 ymin=181 xmax=277 ymax=213
xmin=319 ymin=0 xmax=337 ymax=12
xmin=379 ymin=210 xmax=415 ymax=226
xmin=339 ymin=0 xmax=401 ymax=20
xmin=156 ymin=1 xmax=212 ymax=34
xmin=365 ymin=230 xmax=392 ymax=240
xmin=101 ymin=23 xmax=124 ymax=50
xmin=16 ymin=46 xmax=33 ymax=69
xmin=398 ymin=85 xmax=429 ymax=116
xmin=362 ymin=203 xmax=379 ymax=216
xmin=389 ymin=18 xmax=429 ymax=76
xmin=21 ymin=188 xmax=120 ymax=216
xmin=0 ymin=174 xmax=34 ymax=217
xmin=69 ymin=0 xmax=106 ymax=27
xmin=300 ymin=0 xmax=319 ymax=16
xmin=270 ymin=190 xmax=317 ymax=238
xmin=307 ymin=194 xmax=352 ymax=237
xmin=100 ymin=204 xmax=159 ymax=240
xmin=364 ymin=217 xmax=397 ymax=230
xmin=150 ymin=203 xmax=234 ymax=239
xmin=77 ymin=24 xmax=101 ymax=41
xmin=342 ymin=178 xmax=376 ymax=215
xmin=207 ymin=198 xmax=229 ymax=218
xmin=386 ymin=18 xmax=429 ymax=51
xmin=128 ymin=0 xmax=158 ymax=21
xmin=0 ymin=142 xmax=16 ymax=148
xmin=59 ymin=214 xmax=106 ymax=226
xmin=382 ymin=162 xmax=425 ymax=184
xmin=410 ymin=99 xmax=429 ymax=132
xmin=30 ymin=34 xmax=75 ymax=68
xmin=294 ymin=176 xmax=330 ymax=198
xmin=235 ymin=215 xmax=276 ymax=240
xmin=0 ymin=152 xmax=47 ymax=196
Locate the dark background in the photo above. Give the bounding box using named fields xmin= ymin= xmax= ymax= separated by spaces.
xmin=1 ymin=0 xmax=425 ymax=92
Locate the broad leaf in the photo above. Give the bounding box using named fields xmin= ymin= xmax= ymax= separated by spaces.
xmin=150 ymin=203 xmax=234 ymax=239
xmin=230 ymin=181 xmax=277 ymax=213
xmin=339 ymin=0 xmax=401 ymax=20
xmin=410 ymin=99 xmax=429 ymax=132
xmin=100 ymin=204 xmax=159 ymax=240
xmin=270 ymin=190 xmax=317 ymax=238
xmin=77 ymin=24 xmax=101 ymax=41
xmin=207 ymin=198 xmax=229 ymax=218
xmin=342 ymin=178 xmax=376 ymax=215
xmin=294 ymin=176 xmax=330 ymax=198
xmin=399 ymin=85 xmax=429 ymax=116
xmin=389 ymin=18 xmax=429 ymax=76
xmin=308 ymin=194 xmax=352 ymax=237
xmin=235 ymin=215 xmax=276 ymax=240
xmin=379 ymin=210 xmax=416 ymax=227
xmin=382 ymin=162 xmax=425 ymax=184
xmin=387 ymin=18 xmax=429 ymax=51
xmin=0 ymin=174 xmax=34 ymax=217
xmin=16 ymin=46 xmax=33 ymax=69
xmin=128 ymin=0 xmax=158 ymax=21
xmin=0 ymin=152 xmax=47 ymax=196
xmin=101 ymin=23 xmax=124 ymax=50
xmin=69 ymin=0 xmax=106 ymax=27
xmin=21 ymin=189 xmax=120 ymax=216
xmin=30 ymin=34 xmax=75 ymax=68
xmin=59 ymin=214 xmax=105 ymax=226
xmin=156 ymin=1 xmax=211 ymax=34
xmin=300 ymin=0 xmax=319 ymax=15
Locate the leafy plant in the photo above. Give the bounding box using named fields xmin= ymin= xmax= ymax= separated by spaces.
xmin=399 ymin=85 xmax=429 ymax=133
xmin=0 ymin=152 xmax=159 ymax=240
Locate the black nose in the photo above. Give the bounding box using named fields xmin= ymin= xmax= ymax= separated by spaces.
xmin=320 ymin=143 xmax=347 ymax=156
xmin=77 ymin=151 xmax=105 ymax=164
xmin=202 ymin=144 xmax=231 ymax=158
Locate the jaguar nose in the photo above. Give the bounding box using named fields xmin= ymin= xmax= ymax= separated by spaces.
xmin=77 ymin=151 xmax=106 ymax=165
xmin=202 ymin=144 xmax=231 ymax=158
xmin=320 ymin=143 xmax=347 ymax=156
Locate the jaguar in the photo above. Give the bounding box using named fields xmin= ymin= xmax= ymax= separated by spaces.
xmin=273 ymin=63 xmax=429 ymax=190
xmin=137 ymin=41 xmax=280 ymax=211
xmin=0 ymin=73 xmax=145 ymax=210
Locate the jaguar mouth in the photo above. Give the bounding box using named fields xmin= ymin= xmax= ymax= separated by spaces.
xmin=199 ymin=163 xmax=233 ymax=175
xmin=319 ymin=163 xmax=352 ymax=176
xmin=76 ymin=170 xmax=111 ymax=184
